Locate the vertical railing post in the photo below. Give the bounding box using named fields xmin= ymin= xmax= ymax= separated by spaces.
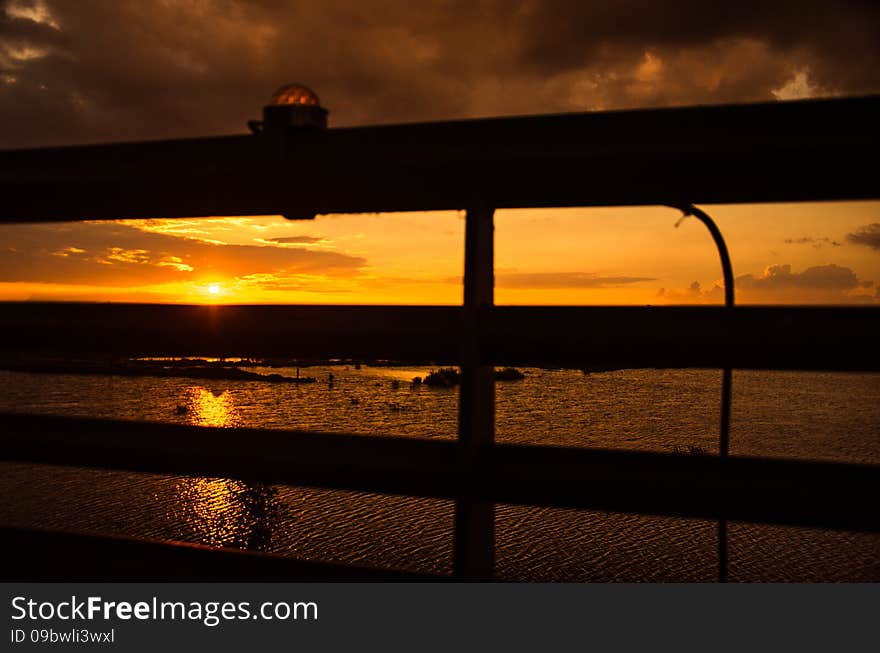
xmin=718 ymin=367 xmax=732 ymax=583
xmin=453 ymin=205 xmax=495 ymax=580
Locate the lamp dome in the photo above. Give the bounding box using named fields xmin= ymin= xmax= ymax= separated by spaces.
xmin=269 ymin=84 xmax=320 ymax=107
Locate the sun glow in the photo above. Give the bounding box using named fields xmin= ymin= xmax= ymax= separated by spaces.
xmin=196 ymin=281 xmax=232 ymax=304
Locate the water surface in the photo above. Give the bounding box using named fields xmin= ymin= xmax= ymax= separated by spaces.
xmin=1 ymin=366 xmax=878 ymax=581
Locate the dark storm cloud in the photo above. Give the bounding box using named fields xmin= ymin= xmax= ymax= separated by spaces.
xmin=0 ymin=7 xmax=59 ymax=47
xmin=846 ymin=223 xmax=880 ymax=250
xmin=0 ymin=221 xmax=365 ymax=285
xmin=511 ymin=2 xmax=880 ymax=93
xmin=1 ymin=0 xmax=878 ymax=147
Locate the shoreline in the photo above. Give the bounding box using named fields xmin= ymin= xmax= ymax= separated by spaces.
xmin=0 ymin=359 xmax=317 ymax=384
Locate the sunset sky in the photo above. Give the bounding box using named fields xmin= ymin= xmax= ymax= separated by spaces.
xmin=1 ymin=0 xmax=879 ymax=305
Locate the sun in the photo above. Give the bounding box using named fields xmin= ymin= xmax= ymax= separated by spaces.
xmin=207 ymin=283 xmax=221 ymax=296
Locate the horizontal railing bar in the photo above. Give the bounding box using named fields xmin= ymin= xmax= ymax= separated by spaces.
xmin=485 ymin=305 xmax=880 ymax=371
xmin=2 ymin=413 xmax=877 ymax=533
xmin=2 ymin=96 xmax=878 ymax=221
xmin=1 ymin=526 xmax=444 ymax=581
xmin=488 ymin=444 xmax=879 ymax=534
xmin=0 ymin=412 xmax=461 ymax=500
xmin=1 ymin=303 xmax=878 ymax=371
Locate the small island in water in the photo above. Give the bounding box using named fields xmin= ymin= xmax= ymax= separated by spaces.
xmin=418 ymin=366 xmax=525 ymax=387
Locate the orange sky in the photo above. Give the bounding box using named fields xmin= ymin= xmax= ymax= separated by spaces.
xmin=1 ymin=201 xmax=878 ymax=305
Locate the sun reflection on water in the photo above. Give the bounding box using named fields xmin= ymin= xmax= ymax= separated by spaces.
xmin=181 ymin=386 xmax=241 ymax=428
xmin=170 ymin=386 xmax=276 ymax=549
xmin=170 ymin=478 xmax=278 ymax=550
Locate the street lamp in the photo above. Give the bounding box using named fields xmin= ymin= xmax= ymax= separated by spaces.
xmin=249 ymin=83 xmax=328 ymax=133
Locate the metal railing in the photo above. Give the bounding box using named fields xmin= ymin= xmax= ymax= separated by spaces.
xmin=1 ymin=95 xmax=879 ymax=581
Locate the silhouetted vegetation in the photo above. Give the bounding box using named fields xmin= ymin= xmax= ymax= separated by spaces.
xmin=423 ymin=367 xmax=460 ymax=387
xmin=495 ymin=367 xmax=526 ymax=381
xmin=422 ymin=367 xmax=526 ymax=387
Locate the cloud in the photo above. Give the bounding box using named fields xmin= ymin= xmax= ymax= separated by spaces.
xmin=154 ymin=256 xmax=194 ymax=272
xmin=122 ymin=218 xmax=272 ymax=245
xmin=658 ymin=263 xmax=877 ymax=304
xmin=0 ymin=221 xmax=366 ymax=286
xmin=51 ymin=245 xmax=85 ymax=257
xmin=234 ymin=272 xmax=358 ymax=294
xmin=846 ymin=223 xmax=880 ymax=250
xmin=783 ymin=236 xmax=842 ymax=248
xmin=657 ymin=280 xmax=723 ymax=303
xmin=495 ymin=271 xmax=655 ymax=289
xmin=1 ymin=1 xmax=879 ymax=148
xmin=263 ymin=236 xmax=326 ymax=245
xmin=737 ymin=263 xmax=870 ymax=291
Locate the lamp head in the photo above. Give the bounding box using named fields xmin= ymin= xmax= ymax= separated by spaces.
xmin=256 ymin=83 xmax=328 ymax=132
